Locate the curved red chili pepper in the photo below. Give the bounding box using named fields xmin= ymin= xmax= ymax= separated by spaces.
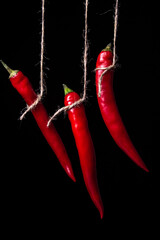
xmin=63 ymin=84 xmax=104 ymax=219
xmin=1 ymin=61 xmax=76 ymax=182
xmin=95 ymin=44 xmax=149 ymax=172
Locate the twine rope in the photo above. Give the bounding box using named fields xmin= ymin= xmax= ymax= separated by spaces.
xmin=20 ymin=0 xmax=45 ymax=120
xmin=47 ymin=0 xmax=89 ymax=126
xmin=95 ymin=0 xmax=119 ymax=97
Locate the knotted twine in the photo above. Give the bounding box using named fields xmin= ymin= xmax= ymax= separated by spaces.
xmin=47 ymin=0 xmax=89 ymax=126
xmin=20 ymin=0 xmax=45 ymax=120
xmin=96 ymin=0 xmax=119 ymax=97
xmin=47 ymin=0 xmax=119 ymax=126
xmin=20 ymin=0 xmax=118 ymax=123
xmin=95 ymin=0 xmax=118 ymax=97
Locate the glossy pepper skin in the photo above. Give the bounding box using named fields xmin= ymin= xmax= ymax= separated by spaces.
xmin=63 ymin=84 xmax=104 ymax=219
xmin=1 ymin=61 xmax=76 ymax=182
xmin=95 ymin=44 xmax=149 ymax=172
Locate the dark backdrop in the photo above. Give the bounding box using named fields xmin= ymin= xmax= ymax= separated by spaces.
xmin=0 ymin=0 xmax=154 ymax=237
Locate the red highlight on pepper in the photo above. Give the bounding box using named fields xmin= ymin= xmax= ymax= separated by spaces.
xmin=0 ymin=60 xmax=76 ymax=182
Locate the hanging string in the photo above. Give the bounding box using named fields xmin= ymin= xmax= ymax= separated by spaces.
xmin=20 ymin=0 xmax=45 ymax=120
xmin=95 ymin=0 xmax=119 ymax=97
xmin=47 ymin=0 xmax=89 ymax=126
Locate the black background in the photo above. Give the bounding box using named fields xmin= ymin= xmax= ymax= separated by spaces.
xmin=0 ymin=0 xmax=154 ymax=237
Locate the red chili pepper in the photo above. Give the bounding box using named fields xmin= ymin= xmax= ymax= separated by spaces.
xmin=63 ymin=84 xmax=104 ymax=219
xmin=1 ymin=61 xmax=76 ymax=182
xmin=95 ymin=44 xmax=149 ymax=172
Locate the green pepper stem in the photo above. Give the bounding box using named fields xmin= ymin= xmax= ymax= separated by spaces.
xmin=102 ymin=43 xmax=112 ymax=52
xmin=63 ymin=84 xmax=74 ymax=96
xmin=0 ymin=60 xmax=19 ymax=78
